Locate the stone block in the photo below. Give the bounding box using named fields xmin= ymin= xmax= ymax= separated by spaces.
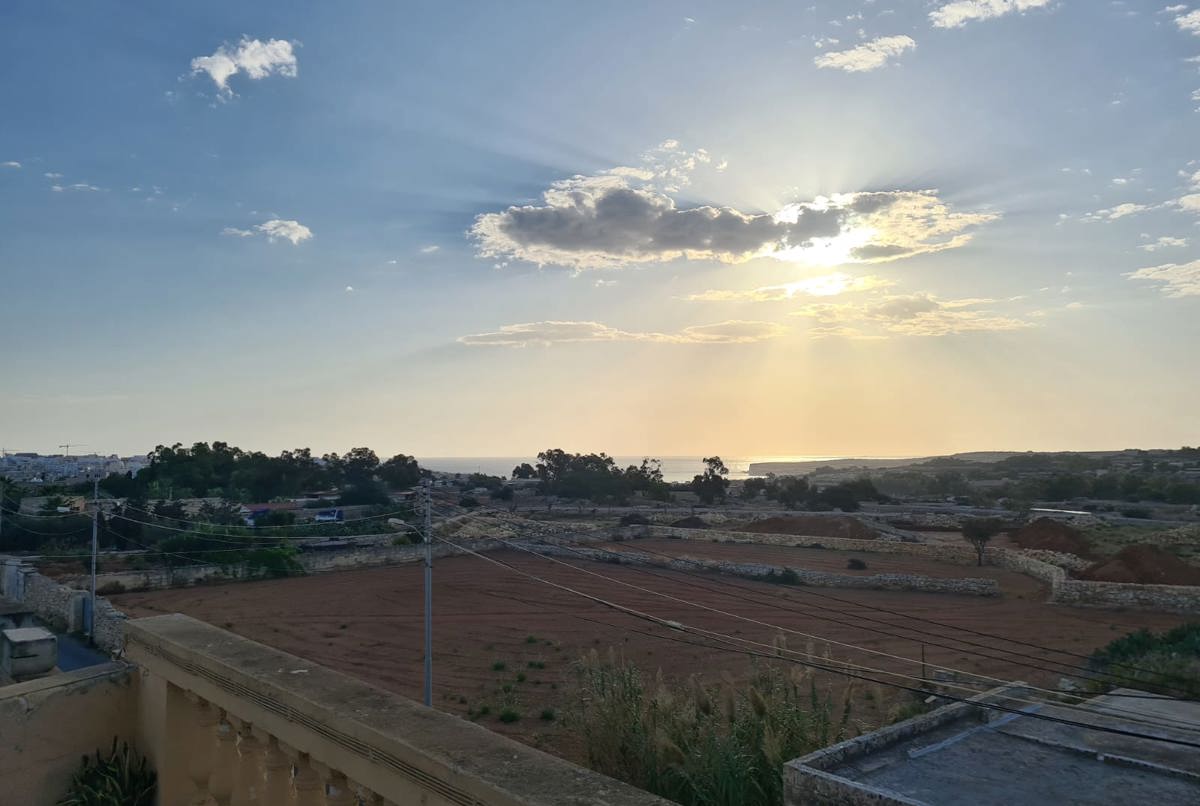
xmin=2 ymin=626 xmax=58 ymax=680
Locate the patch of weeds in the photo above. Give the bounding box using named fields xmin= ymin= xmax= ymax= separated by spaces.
xmin=492 ymin=660 xmax=507 ymax=672
xmin=516 ymin=672 xmax=527 ymax=683
xmin=525 ymin=635 xmax=539 ymax=644
xmin=528 ymin=660 xmax=546 ymax=669
xmin=539 ymin=708 xmax=556 ymax=722
xmin=499 ymin=708 xmax=521 ymax=723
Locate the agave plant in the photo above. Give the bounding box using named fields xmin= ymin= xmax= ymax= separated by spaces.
xmin=58 ymin=737 xmax=156 ymax=806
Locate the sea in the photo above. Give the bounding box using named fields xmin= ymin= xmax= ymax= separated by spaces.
xmin=417 ymin=456 xmax=854 ymax=484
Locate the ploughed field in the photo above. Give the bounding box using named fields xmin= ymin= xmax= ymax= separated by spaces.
xmin=112 ymin=546 xmax=1184 ymax=762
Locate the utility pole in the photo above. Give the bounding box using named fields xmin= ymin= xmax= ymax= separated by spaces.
xmin=423 ymin=479 xmax=433 ymax=707
xmin=89 ymin=474 xmax=99 ymax=642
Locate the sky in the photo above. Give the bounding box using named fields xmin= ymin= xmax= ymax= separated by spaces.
xmin=1 ymin=0 xmax=1198 ymax=460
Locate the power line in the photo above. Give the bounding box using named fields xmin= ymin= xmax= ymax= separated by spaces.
xmin=433 ymin=532 xmax=1200 ymax=749
xmin=478 ymin=510 xmax=1191 ymax=688
xmin=471 ymin=534 xmax=1200 ymax=731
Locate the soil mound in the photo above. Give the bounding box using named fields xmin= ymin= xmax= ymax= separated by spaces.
xmin=1078 ymin=545 xmax=1200 ymax=586
xmin=1011 ymin=518 xmax=1090 ymax=557
xmin=740 ymin=515 xmax=877 ymax=540
xmin=670 ymin=516 xmax=708 ymax=529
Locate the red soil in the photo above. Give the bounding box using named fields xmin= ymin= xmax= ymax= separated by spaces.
xmin=1010 ymin=518 xmax=1092 ymax=557
xmin=737 ymin=515 xmax=878 ymax=540
xmin=111 ymin=551 xmax=1182 ymax=762
xmin=1078 ymin=544 xmax=1200 ymax=586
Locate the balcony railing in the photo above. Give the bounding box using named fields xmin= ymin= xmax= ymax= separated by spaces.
xmin=124 ymin=614 xmax=668 ymax=806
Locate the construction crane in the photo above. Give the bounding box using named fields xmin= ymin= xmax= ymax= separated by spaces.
xmin=59 ymin=442 xmax=86 ymax=457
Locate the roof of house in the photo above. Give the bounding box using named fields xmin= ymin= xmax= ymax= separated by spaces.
xmin=785 ymin=686 xmax=1200 ymax=806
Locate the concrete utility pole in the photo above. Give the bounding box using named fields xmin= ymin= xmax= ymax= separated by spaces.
xmin=423 ymin=479 xmax=433 ymax=707
xmin=89 ymin=474 xmax=99 ymax=642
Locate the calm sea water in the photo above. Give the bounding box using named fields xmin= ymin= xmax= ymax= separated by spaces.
xmin=418 ymin=455 xmax=852 ymax=484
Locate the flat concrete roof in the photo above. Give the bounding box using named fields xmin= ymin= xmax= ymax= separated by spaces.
xmin=792 ymin=689 xmax=1200 ymax=806
xmin=1 ymin=627 xmax=54 ymax=642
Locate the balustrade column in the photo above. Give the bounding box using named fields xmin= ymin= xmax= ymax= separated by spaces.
xmin=324 ymin=773 xmax=357 ymax=806
xmin=185 ymin=693 xmax=219 ymax=806
xmin=231 ymin=720 xmax=264 ymax=806
xmin=290 ymin=754 xmax=324 ymax=806
xmin=261 ymin=736 xmax=295 ymax=805
xmin=208 ymin=717 xmax=238 ymax=806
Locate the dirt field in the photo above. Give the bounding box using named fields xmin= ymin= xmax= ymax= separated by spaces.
xmin=113 ymin=549 xmax=1185 ymax=762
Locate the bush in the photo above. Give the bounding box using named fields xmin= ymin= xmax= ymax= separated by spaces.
xmin=498 ymin=708 xmax=521 ymax=723
xmin=1088 ymin=624 xmax=1200 ymax=697
xmin=58 ymin=738 xmax=155 ymax=806
xmin=459 ymin=496 xmax=481 ymax=509
xmin=619 ymin=513 xmax=651 ymax=526
xmin=540 ymin=708 xmax=557 ymax=721
xmin=492 ymin=660 xmax=506 ymax=672
xmin=572 ymin=650 xmax=852 ymax=806
xmin=847 ymin=558 xmax=867 ymax=571
xmin=97 ymin=581 xmax=126 ymax=595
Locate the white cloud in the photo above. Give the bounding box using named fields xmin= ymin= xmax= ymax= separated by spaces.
xmin=459 ymin=319 xmax=786 ymax=347
xmin=1178 ymin=194 xmax=1200 ymax=213
xmin=930 ymin=0 xmax=1052 ymax=28
xmin=256 ymin=219 xmax=312 ymax=245
xmin=51 ymin=182 xmax=100 ymax=193
xmin=473 ymin=151 xmax=995 ymax=270
xmin=345 ymin=286 xmax=355 ymax=292
xmin=1 ymin=161 xmax=20 ymax=169
xmin=1140 ymin=235 xmax=1189 ymax=251
xmin=687 ymin=273 xmax=893 ymax=302
xmin=419 ymin=245 xmax=440 ymax=254
xmin=44 ymin=171 xmax=62 ymax=179
xmin=1127 ymin=260 xmax=1200 ymax=297
xmin=222 ymin=219 xmax=312 ymax=245
xmin=1176 ymin=9 xmax=1200 ymax=34
xmin=190 ymin=37 xmax=298 ymax=97
xmin=1162 ymin=6 xmax=1188 ymax=15
xmin=813 ymin=35 xmax=915 ymax=72
xmin=1081 ymin=202 xmax=1154 ymax=221
xmin=793 ymin=294 xmax=1034 ymax=337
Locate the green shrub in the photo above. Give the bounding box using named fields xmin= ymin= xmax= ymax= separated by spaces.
xmin=516 ymin=672 xmax=527 ymax=683
xmin=499 ymin=708 xmax=521 ymax=723
xmin=58 ymin=738 xmax=155 ymax=806
xmin=540 ymin=708 xmax=557 ymax=721
xmin=572 ymin=648 xmax=852 ymax=806
xmin=492 ymin=660 xmax=507 ymax=672
xmin=1088 ymin=623 xmax=1200 ymax=697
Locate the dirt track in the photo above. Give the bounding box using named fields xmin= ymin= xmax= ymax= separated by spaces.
xmin=113 ymin=548 xmax=1184 ymax=761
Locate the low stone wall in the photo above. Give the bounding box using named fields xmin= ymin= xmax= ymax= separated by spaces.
xmin=532 ymin=543 xmax=999 ymax=597
xmin=0 ymin=560 xmax=127 ymax=654
xmin=628 ymin=526 xmax=1200 ymax=615
xmin=630 ymin=525 xmax=985 ymax=565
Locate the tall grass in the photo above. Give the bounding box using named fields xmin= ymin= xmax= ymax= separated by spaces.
xmin=571 ymin=647 xmax=853 ymax=806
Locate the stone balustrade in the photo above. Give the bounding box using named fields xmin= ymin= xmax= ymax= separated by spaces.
xmin=125 ymin=614 xmax=667 ymax=806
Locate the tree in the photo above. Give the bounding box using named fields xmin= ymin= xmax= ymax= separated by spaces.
xmin=512 ymin=462 xmax=537 ymax=479
xmin=690 ymin=456 xmax=730 ymax=505
xmin=379 ymin=453 xmax=421 ymax=489
xmin=741 ymin=477 xmax=768 ymax=500
xmin=961 ymin=517 xmax=1004 ymax=566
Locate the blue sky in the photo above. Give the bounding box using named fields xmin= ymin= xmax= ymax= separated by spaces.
xmin=2 ymin=1 xmax=1198 ymax=458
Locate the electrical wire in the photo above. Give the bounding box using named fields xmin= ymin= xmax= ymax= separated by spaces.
xmin=433 ymin=532 xmax=1200 ymax=749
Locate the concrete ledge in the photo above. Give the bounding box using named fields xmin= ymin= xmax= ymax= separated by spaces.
xmin=125 ymin=614 xmax=668 ymax=806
